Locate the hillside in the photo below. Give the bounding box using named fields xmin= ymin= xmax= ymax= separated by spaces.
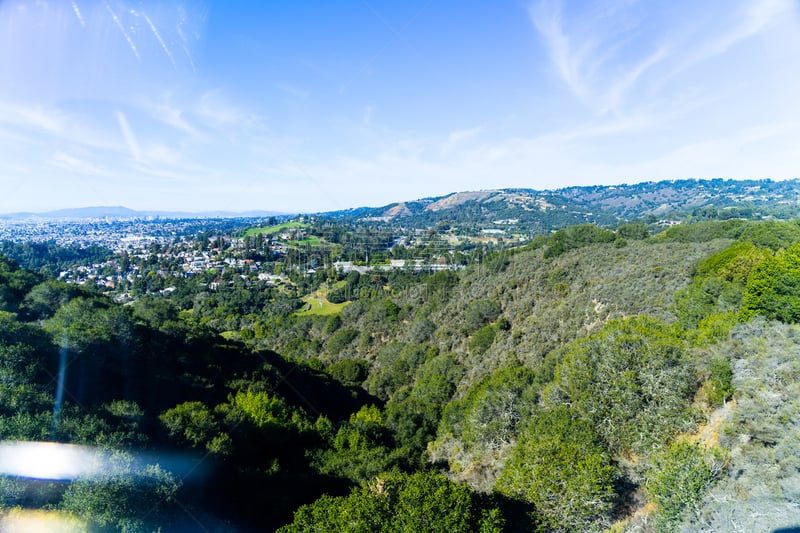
xmin=329 ymin=178 xmax=800 ymax=234
xmin=1 ymin=217 xmax=800 ymax=531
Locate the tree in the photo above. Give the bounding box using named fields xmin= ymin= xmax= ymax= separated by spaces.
xmin=740 ymin=243 xmax=800 ymax=323
xmin=462 ymin=299 xmax=502 ymax=334
xmin=277 ymin=471 xmax=504 ymax=533
xmin=311 ymin=405 xmax=398 ymax=485
xmin=645 ymin=441 xmax=721 ymax=530
xmin=159 ymin=401 xmax=219 ymax=448
xmin=546 ymin=316 xmax=696 ymax=454
xmin=439 ymin=366 xmax=539 ymax=455
xmin=60 ymin=452 xmax=181 ymax=533
xmin=21 ymin=280 xmax=88 ymax=320
xmin=497 ymin=406 xmax=616 ymax=532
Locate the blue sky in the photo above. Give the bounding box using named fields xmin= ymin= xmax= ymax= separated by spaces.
xmin=0 ymin=0 xmax=798 ymax=213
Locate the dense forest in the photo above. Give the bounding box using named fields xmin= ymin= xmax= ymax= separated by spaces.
xmin=1 ymin=217 xmax=800 ymax=531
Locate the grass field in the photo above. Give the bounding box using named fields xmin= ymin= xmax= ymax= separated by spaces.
xmin=243 ymin=221 xmax=308 ymax=238
xmin=295 ymin=289 xmax=349 ymax=316
xmin=290 ymin=236 xmax=323 ymax=247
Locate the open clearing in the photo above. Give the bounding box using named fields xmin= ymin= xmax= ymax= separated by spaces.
xmin=295 ymin=289 xmax=349 ymax=316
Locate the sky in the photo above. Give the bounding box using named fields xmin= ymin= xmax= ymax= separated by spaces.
xmin=0 ymin=0 xmax=799 ymax=214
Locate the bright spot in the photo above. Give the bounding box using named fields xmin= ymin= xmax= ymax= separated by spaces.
xmin=0 ymin=509 xmax=85 ymax=533
xmin=0 ymin=441 xmax=101 ymax=480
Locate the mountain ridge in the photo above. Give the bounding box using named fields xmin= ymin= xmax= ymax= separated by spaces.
xmin=325 ymin=178 xmax=800 ymax=230
xmin=0 ymin=206 xmax=289 ymax=220
xmin=5 ymin=178 xmax=800 ymax=226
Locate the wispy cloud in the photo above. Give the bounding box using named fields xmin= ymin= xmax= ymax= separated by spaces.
xmin=115 ymin=111 xmax=142 ymax=161
xmin=0 ymin=103 xmax=68 ymax=135
xmin=141 ymin=97 xmax=202 ymax=138
xmin=530 ymin=0 xmax=669 ymax=114
xmin=195 ymin=90 xmax=262 ymax=129
xmin=699 ymin=0 xmax=789 ymax=59
xmin=530 ymin=0 xmax=793 ymax=117
xmin=0 ymin=102 xmax=122 ymax=153
xmin=49 ymin=151 xmax=109 ymax=177
xmin=441 ymin=127 xmax=482 ymax=157
xmin=275 ymin=83 xmax=311 ymax=102
xmin=657 ymin=0 xmax=792 ymax=90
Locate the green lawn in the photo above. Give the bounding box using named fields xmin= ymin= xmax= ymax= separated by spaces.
xmin=243 ymin=221 xmax=308 ymax=238
xmin=289 ymin=236 xmax=323 ymax=247
xmin=295 ymin=290 xmax=349 ymax=316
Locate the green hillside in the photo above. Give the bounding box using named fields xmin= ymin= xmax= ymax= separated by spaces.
xmin=1 ymin=218 xmax=800 ymax=531
xmin=242 ymin=221 xmax=309 ymax=238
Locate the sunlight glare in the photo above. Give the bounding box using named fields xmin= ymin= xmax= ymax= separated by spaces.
xmin=0 ymin=441 xmax=100 ymax=480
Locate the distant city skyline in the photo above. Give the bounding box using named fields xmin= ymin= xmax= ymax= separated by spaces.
xmin=1 ymin=0 xmax=799 ymax=213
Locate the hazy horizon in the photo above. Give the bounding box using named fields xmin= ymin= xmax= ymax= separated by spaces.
xmin=1 ymin=1 xmax=798 ymax=214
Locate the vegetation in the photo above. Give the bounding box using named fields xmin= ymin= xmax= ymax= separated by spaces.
xmin=2 ymin=215 xmax=800 ymax=531
xmin=242 ymin=221 xmax=309 ymax=238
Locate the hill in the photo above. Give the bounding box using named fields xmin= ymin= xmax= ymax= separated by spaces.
xmin=327 ymin=178 xmax=800 ymax=233
xmin=0 ymin=206 xmax=288 ymax=220
xmin=2 ymin=216 xmax=800 ymax=531
xmin=5 ymin=178 xmax=800 ymax=232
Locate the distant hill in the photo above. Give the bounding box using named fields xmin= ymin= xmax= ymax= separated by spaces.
xmin=326 ymin=178 xmax=800 ymax=231
xmin=0 ymin=206 xmax=289 ymax=220
xmin=5 ymin=178 xmax=800 ymax=229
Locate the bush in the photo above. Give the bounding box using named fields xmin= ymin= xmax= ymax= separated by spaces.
xmin=462 ymin=300 xmax=502 ymax=334
xmin=468 ymin=324 xmax=497 ymax=354
xmin=277 ymin=471 xmax=505 ymax=533
xmin=446 ymin=367 xmax=538 ymax=454
xmin=327 ymin=358 xmax=369 ymax=386
xmin=645 ymin=441 xmax=721 ymax=530
xmin=740 ymin=243 xmax=800 ymax=323
xmin=737 ymin=220 xmax=800 ymax=250
xmin=326 ymin=328 xmax=359 ymax=356
xmin=60 ymin=452 xmax=181 ymax=532
xmin=705 ymin=355 xmax=734 ymax=406
xmin=497 ymin=406 xmax=616 ymax=532
xmin=547 ymin=317 xmax=696 ymax=454
xmin=365 ymin=343 xmax=433 ymax=400
xmin=658 ymin=219 xmax=749 ymax=242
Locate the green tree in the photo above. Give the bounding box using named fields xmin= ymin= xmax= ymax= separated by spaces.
xmin=462 ymin=300 xmax=502 ymax=334
xmin=60 ymin=452 xmax=181 ymax=533
xmin=645 ymin=441 xmax=721 ymax=530
xmin=468 ymin=324 xmax=497 ymax=355
xmin=311 ymin=405 xmax=398 ymax=484
xmin=277 ymin=471 xmax=504 ymax=533
xmin=21 ymin=280 xmax=88 ymax=320
xmin=439 ymin=366 xmax=539 ymax=455
xmin=740 ymin=243 xmax=800 ymax=323
xmin=159 ymin=401 xmax=219 ymax=448
xmin=737 ymin=220 xmax=800 ymax=250
xmin=497 ymin=406 xmax=616 ymax=532
xmin=546 ymin=316 xmax=696 ymax=454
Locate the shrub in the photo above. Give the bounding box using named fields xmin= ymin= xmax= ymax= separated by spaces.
xmin=498 ymin=406 xmax=616 ymax=532
xmin=645 ymin=441 xmax=721 ymax=530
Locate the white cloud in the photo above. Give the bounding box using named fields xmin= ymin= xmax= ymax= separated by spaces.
xmin=441 ymin=127 xmax=482 ymax=158
xmin=362 ymin=105 xmax=374 ymax=127
xmin=195 ymin=90 xmax=262 ymax=129
xmin=528 ymin=0 xmax=792 ymax=117
xmin=0 ymin=103 xmax=68 ymax=135
xmin=275 ymin=83 xmax=311 ymax=102
xmin=49 ymin=151 xmax=109 ymax=177
xmin=0 ymin=101 xmax=123 ymax=153
xmin=141 ymin=97 xmax=202 ymax=138
xmin=115 ymin=111 xmax=142 ymax=161
xmin=530 ymin=0 xmax=589 ymax=103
